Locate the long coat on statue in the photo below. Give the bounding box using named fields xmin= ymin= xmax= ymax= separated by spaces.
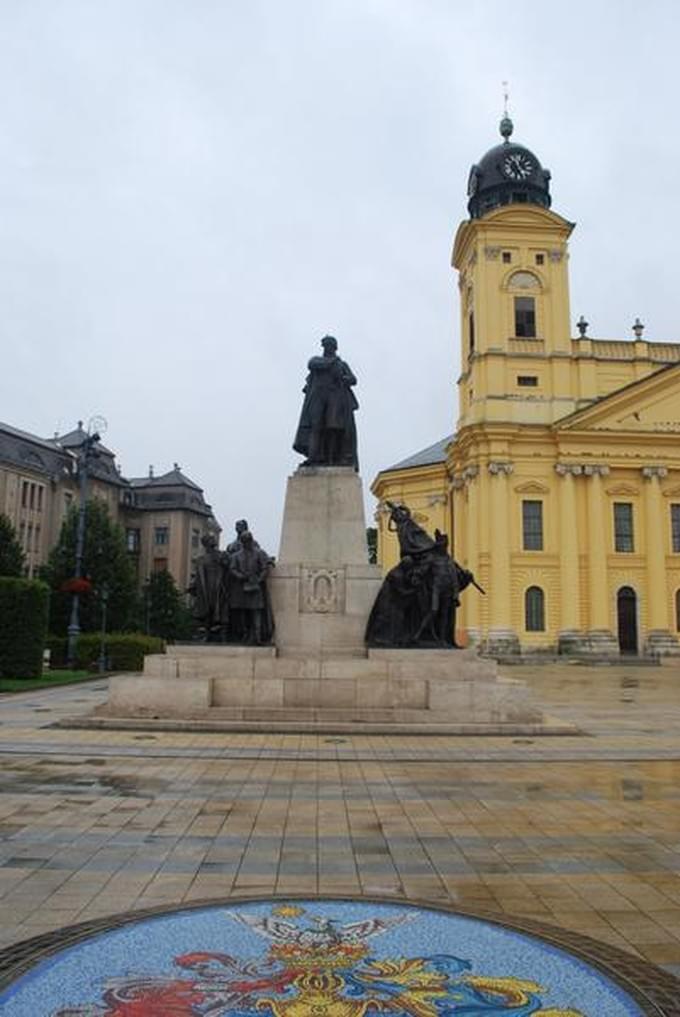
xmin=293 ymin=353 xmax=359 ymax=469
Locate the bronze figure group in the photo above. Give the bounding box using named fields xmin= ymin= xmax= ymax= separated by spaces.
xmin=366 ymin=502 xmax=484 ymax=649
xmin=188 ymin=521 xmax=274 ymax=644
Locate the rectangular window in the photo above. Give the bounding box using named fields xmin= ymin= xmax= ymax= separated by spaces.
xmin=34 ymin=525 xmax=40 ymax=552
xmin=614 ymin=502 xmax=634 ymax=552
xmin=502 ymin=251 xmax=512 ymax=264
xmin=126 ymin=528 xmax=140 ymax=553
xmin=517 ymin=375 xmax=538 ymax=387
xmin=21 ymin=481 xmax=29 ymax=508
xmin=29 ymin=484 xmax=36 ymax=509
xmin=522 ymin=500 xmax=543 ymax=551
xmin=514 ymin=296 xmax=536 ymax=337
xmin=154 ymin=526 xmax=169 ymax=545
xmin=671 ymin=505 xmax=680 ymax=552
xmin=37 ymin=486 xmax=44 ymax=511
xmin=535 ymin=253 xmax=544 ymax=265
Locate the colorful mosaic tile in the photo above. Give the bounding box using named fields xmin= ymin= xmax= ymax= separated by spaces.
xmin=0 ymin=898 xmax=645 ymax=1015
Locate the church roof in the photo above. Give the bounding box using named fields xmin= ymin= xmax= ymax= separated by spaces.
xmin=383 ymin=435 xmax=453 ymax=472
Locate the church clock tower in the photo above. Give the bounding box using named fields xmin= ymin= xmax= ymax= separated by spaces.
xmin=453 ymin=114 xmax=575 ymax=429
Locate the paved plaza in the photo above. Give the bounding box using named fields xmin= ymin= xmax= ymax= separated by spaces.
xmin=1 ymin=661 xmax=680 ymax=1005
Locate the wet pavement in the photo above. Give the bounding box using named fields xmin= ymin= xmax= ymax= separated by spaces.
xmin=1 ymin=662 xmax=680 ymax=982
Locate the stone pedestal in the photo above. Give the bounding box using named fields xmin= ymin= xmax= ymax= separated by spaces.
xmin=557 ymin=630 xmax=586 ymax=655
xmin=582 ymin=629 xmax=620 ymax=656
xmin=485 ymin=628 xmax=521 ymax=657
xmin=269 ymin=467 xmax=382 ymax=657
xmin=94 ymin=643 xmax=562 ymax=732
xmin=644 ymin=630 xmax=680 ymax=656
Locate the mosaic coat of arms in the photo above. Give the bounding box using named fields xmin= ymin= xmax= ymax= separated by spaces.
xmin=0 ymin=900 xmax=643 ymax=1016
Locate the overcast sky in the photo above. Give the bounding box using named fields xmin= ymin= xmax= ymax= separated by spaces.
xmin=1 ymin=1 xmax=679 ymax=551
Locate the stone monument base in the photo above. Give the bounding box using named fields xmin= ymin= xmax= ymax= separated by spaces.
xmin=88 ymin=644 xmax=574 ymax=734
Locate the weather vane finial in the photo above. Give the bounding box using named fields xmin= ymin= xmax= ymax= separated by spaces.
xmin=500 ymin=80 xmax=513 ymax=142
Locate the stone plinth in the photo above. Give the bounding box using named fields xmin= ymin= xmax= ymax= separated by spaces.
xmin=94 ymin=644 xmax=557 ymax=732
xmin=269 ymin=467 xmax=382 ymax=657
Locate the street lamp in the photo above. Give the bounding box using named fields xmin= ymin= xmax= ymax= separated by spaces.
xmin=66 ymin=429 xmax=102 ymax=669
xmin=97 ymin=582 xmax=110 ymax=674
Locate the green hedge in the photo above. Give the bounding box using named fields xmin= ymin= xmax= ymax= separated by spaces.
xmin=47 ymin=632 xmax=164 ymax=672
xmin=0 ymin=578 xmax=50 ymax=678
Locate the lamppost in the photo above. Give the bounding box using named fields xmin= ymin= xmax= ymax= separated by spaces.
xmin=66 ymin=429 xmax=102 ymax=669
xmin=97 ymin=582 xmax=110 ymax=674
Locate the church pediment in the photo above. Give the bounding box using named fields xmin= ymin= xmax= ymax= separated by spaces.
xmin=555 ymin=362 xmax=680 ymax=434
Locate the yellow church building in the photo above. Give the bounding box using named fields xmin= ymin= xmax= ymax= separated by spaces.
xmin=373 ymin=113 xmax=680 ymax=657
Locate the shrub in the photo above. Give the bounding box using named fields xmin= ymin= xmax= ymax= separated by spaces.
xmin=47 ymin=632 xmax=163 ymax=672
xmin=0 ymin=578 xmax=49 ymax=678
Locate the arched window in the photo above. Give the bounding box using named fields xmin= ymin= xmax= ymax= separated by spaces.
xmin=525 ymin=586 xmax=545 ymax=631
xmin=676 ymin=590 xmax=680 ymax=631
xmin=508 ymin=271 xmax=541 ymax=338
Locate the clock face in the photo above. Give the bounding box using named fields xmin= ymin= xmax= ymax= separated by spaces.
xmin=502 ymin=151 xmax=534 ymax=181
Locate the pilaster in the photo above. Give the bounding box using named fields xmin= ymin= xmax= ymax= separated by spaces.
xmin=642 ymin=466 xmax=679 ymax=655
xmin=462 ymin=465 xmax=480 ymax=645
xmin=555 ymin=463 xmax=584 ymax=653
xmin=583 ymin=464 xmax=619 ymax=655
xmin=485 ymin=461 xmax=520 ymax=655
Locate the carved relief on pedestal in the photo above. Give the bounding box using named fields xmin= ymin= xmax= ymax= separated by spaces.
xmin=300 ymin=567 xmax=346 ymax=614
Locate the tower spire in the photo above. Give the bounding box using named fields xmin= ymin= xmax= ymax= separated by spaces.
xmin=500 ymin=80 xmax=513 ymax=142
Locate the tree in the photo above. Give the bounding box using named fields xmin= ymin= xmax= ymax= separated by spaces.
xmin=0 ymin=514 xmax=25 ymax=577
xmin=142 ymin=569 xmax=193 ymax=641
xmin=43 ymin=499 xmax=137 ymax=633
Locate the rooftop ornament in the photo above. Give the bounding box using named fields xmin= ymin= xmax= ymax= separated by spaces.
xmin=632 ymin=317 xmax=645 ymax=339
xmin=576 ymin=315 xmax=589 ymax=338
xmin=500 ymin=79 xmax=513 ymax=141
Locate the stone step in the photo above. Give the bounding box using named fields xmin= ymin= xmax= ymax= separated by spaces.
xmin=66 ymin=713 xmax=577 ymax=735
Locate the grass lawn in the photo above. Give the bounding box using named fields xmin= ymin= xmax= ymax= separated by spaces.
xmin=0 ymin=670 xmax=100 ymax=693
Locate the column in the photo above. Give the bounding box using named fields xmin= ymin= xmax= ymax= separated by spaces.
xmin=555 ymin=463 xmax=583 ymax=652
xmin=583 ymin=464 xmax=618 ymax=653
xmin=486 ymin=461 xmax=520 ymax=655
xmin=642 ymin=466 xmax=678 ymax=654
xmin=464 ymin=466 xmax=480 ymax=643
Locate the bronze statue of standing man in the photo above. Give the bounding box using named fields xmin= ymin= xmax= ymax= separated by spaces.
xmin=293 ymin=335 xmax=358 ymax=470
